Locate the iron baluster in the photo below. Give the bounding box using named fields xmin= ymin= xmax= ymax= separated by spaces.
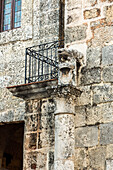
xmin=42 ymin=49 xmax=44 ymax=81
xmin=25 ymin=49 xmax=27 ymax=84
xmin=29 ymin=54 xmax=31 ymax=83
xmin=38 ymin=54 xmax=40 ymax=82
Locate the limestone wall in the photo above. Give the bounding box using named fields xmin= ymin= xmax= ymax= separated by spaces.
xmin=0 ymin=0 xmax=113 ymax=169
xmin=65 ymin=0 xmax=113 ymax=169
xmin=0 ymin=0 xmax=60 ymax=123
xmin=24 ymin=98 xmax=55 ymax=169
xmin=0 ymin=1 xmax=60 ymax=169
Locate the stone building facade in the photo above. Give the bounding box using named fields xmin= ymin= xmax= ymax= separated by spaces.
xmin=0 ymin=0 xmax=113 ymax=169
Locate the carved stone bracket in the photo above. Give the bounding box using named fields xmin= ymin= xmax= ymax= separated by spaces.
xmin=58 ymin=48 xmax=84 ymax=86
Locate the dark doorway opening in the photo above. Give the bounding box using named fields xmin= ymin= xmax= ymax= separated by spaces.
xmin=0 ymin=122 xmax=24 ymax=170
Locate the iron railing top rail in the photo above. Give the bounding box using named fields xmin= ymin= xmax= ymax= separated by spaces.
xmin=26 ymin=39 xmax=64 ymax=50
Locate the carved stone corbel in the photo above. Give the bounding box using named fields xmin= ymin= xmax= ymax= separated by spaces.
xmin=58 ymin=48 xmax=84 ymax=86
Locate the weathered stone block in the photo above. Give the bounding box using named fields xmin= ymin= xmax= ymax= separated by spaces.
xmin=75 ymin=105 xmax=86 ymax=127
xmin=67 ymin=8 xmax=82 ymax=25
xmin=40 ymin=99 xmax=55 ymax=131
xmin=40 ymin=0 xmax=58 ymax=11
xmin=41 ymin=98 xmax=56 ymax=114
xmin=104 ymin=5 xmax=113 ymax=23
xmin=83 ymin=0 xmax=97 ymax=8
xmin=39 ymin=24 xmax=59 ymax=39
xmin=102 ymin=66 xmax=113 ymax=83
xmin=102 ymin=45 xmax=113 ymax=66
xmin=106 ymin=144 xmax=113 ymax=159
xmin=106 ymin=160 xmax=113 ymax=170
xmin=54 ymin=160 xmax=74 ymax=170
xmin=100 ymin=123 xmax=113 ymax=145
xmin=86 ymin=47 xmax=101 ymax=68
xmin=75 ymin=126 xmax=98 ymax=147
xmin=74 ymin=148 xmax=88 ymax=169
xmin=88 ymin=146 xmax=106 ymax=170
xmin=0 ymin=76 xmax=11 ymax=88
xmin=86 ymin=102 xmax=113 ymax=125
xmin=86 ymin=105 xmax=102 ymax=125
xmin=25 ymin=114 xmax=38 ymax=132
xmin=25 ymin=151 xmax=47 ymax=170
xmin=80 ymin=67 xmax=101 ymax=85
xmin=75 ymin=86 xmax=91 ymax=106
xmin=91 ymin=26 xmax=113 ymax=47
xmin=39 ymin=129 xmax=55 ymax=148
xmin=41 ymin=113 xmax=55 ymax=130
xmin=25 ymin=133 xmax=37 ymax=150
xmin=67 ymin=0 xmax=82 ymax=10
xmin=84 ymin=8 xmax=100 ymax=19
xmin=90 ymin=18 xmax=106 ymax=29
xmin=37 ymin=152 xmax=47 ymax=169
xmin=92 ymin=85 xmax=113 ymax=104
xmin=66 ymin=25 xmax=87 ymax=43
xmin=25 ymin=99 xmax=41 ymax=113
xmin=25 ymin=152 xmax=37 ymax=170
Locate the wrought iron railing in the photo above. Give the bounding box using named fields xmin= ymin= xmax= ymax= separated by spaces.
xmin=25 ymin=40 xmax=64 ymax=84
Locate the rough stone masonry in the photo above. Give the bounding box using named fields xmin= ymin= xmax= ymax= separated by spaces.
xmin=0 ymin=0 xmax=113 ymax=169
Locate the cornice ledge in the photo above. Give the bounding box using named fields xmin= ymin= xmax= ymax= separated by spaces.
xmin=7 ymin=79 xmax=82 ymax=100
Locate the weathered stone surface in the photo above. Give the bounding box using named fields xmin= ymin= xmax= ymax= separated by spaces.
xmin=91 ymin=26 xmax=113 ymax=47
xmin=25 ymin=133 xmax=37 ymax=150
xmin=84 ymin=8 xmax=100 ymax=19
xmin=25 ymin=114 xmax=38 ymax=132
xmin=25 ymin=151 xmax=48 ymax=170
xmin=102 ymin=45 xmax=113 ymax=66
xmin=75 ymin=126 xmax=98 ymax=147
xmin=66 ymin=25 xmax=87 ymax=43
xmin=86 ymin=47 xmax=101 ymax=68
xmin=39 ymin=129 xmax=55 ymax=148
xmin=25 ymin=152 xmax=37 ymax=170
xmin=90 ymin=18 xmax=106 ymax=28
xmin=67 ymin=8 xmax=82 ymax=25
xmin=54 ymin=160 xmax=74 ymax=170
xmin=37 ymin=152 xmax=47 ymax=170
xmin=88 ymin=146 xmax=106 ymax=170
xmin=48 ymin=151 xmax=54 ymax=170
xmin=80 ymin=67 xmax=101 ymax=85
xmin=75 ymin=86 xmax=91 ymax=106
xmin=40 ymin=0 xmax=59 ymax=11
xmin=100 ymin=123 xmax=113 ymax=145
xmin=55 ymin=114 xmax=75 ymax=160
xmin=106 ymin=144 xmax=113 ymax=159
xmin=106 ymin=160 xmax=113 ymax=170
xmin=86 ymin=102 xmax=113 ymax=125
xmin=104 ymin=5 xmax=113 ymax=23
xmin=92 ymin=85 xmax=113 ymax=104
xmin=67 ymin=0 xmax=82 ymax=10
xmin=83 ymin=0 xmax=97 ymax=8
xmin=102 ymin=66 xmax=113 ymax=83
xmin=74 ymin=148 xmax=88 ymax=169
xmin=75 ymin=105 xmax=86 ymax=127
xmin=25 ymin=99 xmax=41 ymax=113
